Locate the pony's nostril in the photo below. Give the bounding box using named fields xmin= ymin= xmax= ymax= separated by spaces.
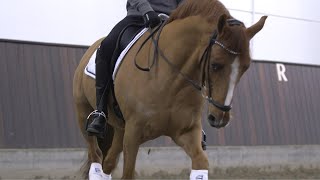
xmin=208 ymin=114 xmax=224 ymax=128
xmin=207 ymin=114 xmax=218 ymax=127
xmin=208 ymin=114 xmax=215 ymax=122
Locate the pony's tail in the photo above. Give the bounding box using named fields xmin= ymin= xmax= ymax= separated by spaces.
xmin=80 ymin=158 xmax=91 ymax=179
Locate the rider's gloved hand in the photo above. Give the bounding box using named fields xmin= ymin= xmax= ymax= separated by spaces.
xmin=143 ymin=11 xmax=161 ymax=28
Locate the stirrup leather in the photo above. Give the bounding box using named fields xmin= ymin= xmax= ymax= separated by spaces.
xmin=201 ymin=130 xmax=207 ymax=151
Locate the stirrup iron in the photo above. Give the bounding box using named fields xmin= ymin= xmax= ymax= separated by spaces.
xmin=86 ymin=110 xmax=107 ymax=120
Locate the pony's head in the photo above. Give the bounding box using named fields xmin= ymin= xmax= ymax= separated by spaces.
xmin=169 ymin=0 xmax=267 ymax=128
xmin=203 ymin=15 xmax=267 ymax=128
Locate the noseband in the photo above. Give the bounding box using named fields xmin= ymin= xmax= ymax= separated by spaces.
xmin=134 ymin=18 xmax=243 ymax=112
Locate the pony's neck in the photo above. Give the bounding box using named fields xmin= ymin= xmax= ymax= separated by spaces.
xmin=157 ymin=16 xmax=214 ymax=107
xmin=163 ymin=16 xmax=216 ymax=81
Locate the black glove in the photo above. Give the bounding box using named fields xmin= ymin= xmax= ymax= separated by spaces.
xmin=143 ymin=11 xmax=161 ymax=28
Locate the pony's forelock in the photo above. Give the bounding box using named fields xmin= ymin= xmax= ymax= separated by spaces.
xmin=220 ymin=26 xmax=249 ymax=55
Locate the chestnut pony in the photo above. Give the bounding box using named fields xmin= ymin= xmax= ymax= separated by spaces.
xmin=73 ymin=0 xmax=267 ymax=179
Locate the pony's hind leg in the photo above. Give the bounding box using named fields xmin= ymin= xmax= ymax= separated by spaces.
xmin=75 ymin=102 xmax=104 ymax=179
xmin=173 ymin=126 xmax=209 ymax=180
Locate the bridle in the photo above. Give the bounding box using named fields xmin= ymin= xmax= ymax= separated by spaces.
xmin=134 ymin=18 xmax=243 ymax=112
xmin=199 ymin=20 xmax=243 ymax=112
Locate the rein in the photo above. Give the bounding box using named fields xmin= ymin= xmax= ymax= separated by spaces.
xmin=134 ymin=18 xmax=242 ymax=112
xmin=135 ymin=21 xmax=204 ymax=91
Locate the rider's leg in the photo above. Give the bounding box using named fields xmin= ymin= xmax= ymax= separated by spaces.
xmin=86 ymin=48 xmax=111 ymax=138
xmin=86 ymin=15 xmax=144 ymax=138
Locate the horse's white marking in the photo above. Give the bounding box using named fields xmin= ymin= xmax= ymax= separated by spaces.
xmin=224 ymin=57 xmax=240 ymax=106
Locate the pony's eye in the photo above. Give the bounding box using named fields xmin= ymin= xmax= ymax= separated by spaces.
xmin=211 ymin=63 xmax=224 ymax=71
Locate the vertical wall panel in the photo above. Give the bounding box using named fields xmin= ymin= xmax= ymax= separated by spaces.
xmin=0 ymin=40 xmax=87 ymax=148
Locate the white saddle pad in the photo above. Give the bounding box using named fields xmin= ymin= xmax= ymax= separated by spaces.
xmin=84 ymin=28 xmax=148 ymax=80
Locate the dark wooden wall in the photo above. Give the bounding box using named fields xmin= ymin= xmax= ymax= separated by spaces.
xmin=0 ymin=40 xmax=319 ymax=148
xmin=0 ymin=40 xmax=87 ymax=148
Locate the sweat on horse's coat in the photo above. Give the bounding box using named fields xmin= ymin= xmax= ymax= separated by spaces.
xmin=73 ymin=0 xmax=267 ymax=179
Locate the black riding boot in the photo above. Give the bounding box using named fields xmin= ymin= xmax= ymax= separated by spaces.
xmin=86 ymin=49 xmax=110 ymax=138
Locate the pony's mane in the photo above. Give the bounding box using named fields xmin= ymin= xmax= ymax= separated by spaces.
xmin=168 ymin=0 xmax=230 ymax=23
xmin=167 ymin=0 xmax=249 ymax=54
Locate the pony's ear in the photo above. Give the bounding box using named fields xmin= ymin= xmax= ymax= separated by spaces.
xmin=217 ymin=14 xmax=228 ymax=34
xmin=246 ymin=16 xmax=268 ymax=39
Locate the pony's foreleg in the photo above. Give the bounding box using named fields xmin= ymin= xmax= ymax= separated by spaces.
xmin=121 ymin=124 xmax=141 ymax=179
xmin=102 ymin=128 xmax=124 ymax=175
xmin=173 ymin=126 xmax=209 ymax=180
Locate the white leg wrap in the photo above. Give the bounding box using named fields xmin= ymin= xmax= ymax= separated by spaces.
xmin=89 ymin=163 xmax=103 ymax=180
xmin=89 ymin=163 xmax=112 ymax=180
xmin=190 ymin=169 xmax=208 ymax=180
xmin=102 ymin=173 xmax=112 ymax=180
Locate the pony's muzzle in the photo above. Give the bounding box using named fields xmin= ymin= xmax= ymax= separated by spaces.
xmin=207 ymin=114 xmax=229 ymax=128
